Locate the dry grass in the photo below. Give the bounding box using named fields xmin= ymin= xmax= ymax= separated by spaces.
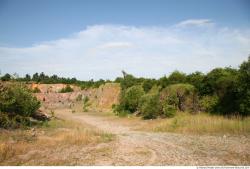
xmin=140 ymin=112 xmax=250 ymax=135
xmin=0 ymin=118 xmax=114 ymax=165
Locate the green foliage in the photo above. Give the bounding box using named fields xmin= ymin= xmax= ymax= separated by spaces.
xmin=32 ymin=87 xmax=41 ymax=93
xmin=59 ymin=84 xmax=74 ymax=93
xmin=83 ymin=96 xmax=91 ymax=112
xmin=139 ymin=92 xmax=162 ymax=119
xmin=142 ymin=79 xmax=156 ymax=92
xmin=0 ymin=83 xmax=41 ymax=117
xmin=162 ymin=104 xmax=176 ymax=118
xmin=199 ymin=95 xmax=219 ymax=113
xmin=238 ymin=56 xmax=250 ymax=116
xmin=168 ymin=71 xmax=186 ymax=84
xmin=161 ymin=84 xmax=197 ymax=112
xmin=120 ymin=71 xmax=141 ymax=90
xmin=76 ymin=94 xmax=82 ymax=101
xmin=123 ymin=85 xmax=145 ymax=113
xmin=0 ymin=83 xmax=41 ymax=128
xmin=1 ymin=73 xmax=11 ymax=81
xmin=186 ymin=71 xmax=205 ymax=94
xmin=112 ymin=104 xmax=128 ymax=117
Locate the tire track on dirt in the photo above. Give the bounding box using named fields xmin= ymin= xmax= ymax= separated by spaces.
xmin=56 ymin=109 xmax=250 ymax=165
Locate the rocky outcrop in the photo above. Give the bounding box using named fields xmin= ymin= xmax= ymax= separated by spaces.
xmin=30 ymin=83 xmax=120 ymax=111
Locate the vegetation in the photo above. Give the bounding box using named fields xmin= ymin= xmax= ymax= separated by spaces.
xmin=139 ymin=92 xmax=161 ymax=119
xmin=0 ymin=83 xmax=41 ymax=128
xmin=83 ymin=96 xmax=91 ymax=112
xmin=113 ymin=56 xmax=250 ymax=119
xmin=59 ymin=84 xmax=74 ymax=93
xmin=1 ymin=56 xmax=250 ymax=119
xmin=32 ymin=87 xmax=41 ymax=93
xmin=1 ymin=72 xmax=109 ymax=89
xmin=150 ymin=112 xmax=250 ymax=135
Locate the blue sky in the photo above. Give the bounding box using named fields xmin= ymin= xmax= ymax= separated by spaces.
xmin=0 ymin=0 xmax=250 ymax=80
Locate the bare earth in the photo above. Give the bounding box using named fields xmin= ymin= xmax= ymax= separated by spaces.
xmin=55 ymin=109 xmax=250 ymax=165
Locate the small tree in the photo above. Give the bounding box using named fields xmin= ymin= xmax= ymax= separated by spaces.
xmin=123 ymin=85 xmax=145 ymax=113
xmin=0 ymin=83 xmax=41 ymax=128
xmin=59 ymin=84 xmax=74 ymax=93
xmin=1 ymin=73 xmax=11 ymax=81
xmin=83 ymin=96 xmax=91 ymax=112
xmin=161 ymin=83 xmax=197 ymax=112
xmin=139 ymin=92 xmax=162 ymax=119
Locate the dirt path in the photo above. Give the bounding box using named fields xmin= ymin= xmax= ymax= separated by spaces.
xmin=57 ymin=109 xmax=250 ymax=165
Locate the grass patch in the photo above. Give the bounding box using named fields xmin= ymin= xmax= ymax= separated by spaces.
xmin=147 ymin=112 xmax=250 ymax=135
xmin=0 ymin=117 xmax=114 ymax=165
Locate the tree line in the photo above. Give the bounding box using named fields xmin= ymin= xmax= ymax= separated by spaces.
xmin=0 ymin=72 xmax=108 ymax=89
xmin=1 ymin=56 xmax=249 ymax=117
xmin=113 ymin=57 xmax=250 ymax=117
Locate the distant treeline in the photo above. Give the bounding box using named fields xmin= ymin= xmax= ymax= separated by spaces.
xmin=0 ymin=72 xmax=110 ymax=89
xmin=1 ymin=56 xmax=249 ymax=116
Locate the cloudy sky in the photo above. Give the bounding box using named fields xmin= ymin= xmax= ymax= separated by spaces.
xmin=0 ymin=0 xmax=249 ymax=80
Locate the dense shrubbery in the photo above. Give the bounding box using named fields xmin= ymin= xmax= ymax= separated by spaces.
xmin=161 ymin=84 xmax=198 ymax=112
xmin=113 ymin=56 xmax=250 ymax=118
xmin=0 ymin=83 xmax=41 ymax=128
xmin=139 ymin=92 xmax=162 ymax=119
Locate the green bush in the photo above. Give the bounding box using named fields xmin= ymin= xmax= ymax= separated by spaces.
xmin=238 ymin=56 xmax=250 ymax=116
xmin=0 ymin=83 xmax=41 ymax=128
xmin=123 ymin=85 xmax=145 ymax=113
xmin=83 ymin=96 xmax=91 ymax=112
xmin=162 ymin=103 xmax=176 ymax=118
xmin=199 ymin=95 xmax=219 ymax=113
xmin=161 ymin=83 xmax=197 ymax=112
xmin=139 ymin=92 xmax=162 ymax=119
xmin=0 ymin=83 xmax=41 ymax=117
xmin=59 ymin=84 xmax=74 ymax=93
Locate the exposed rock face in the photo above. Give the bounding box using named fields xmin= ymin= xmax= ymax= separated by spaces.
xmin=29 ymin=83 xmax=120 ymax=111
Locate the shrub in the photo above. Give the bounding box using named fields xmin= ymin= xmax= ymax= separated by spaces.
xmin=59 ymin=84 xmax=74 ymax=93
xmin=0 ymin=83 xmax=41 ymax=128
xmin=161 ymin=83 xmax=197 ymax=112
xmin=139 ymin=92 xmax=162 ymax=119
xmin=0 ymin=83 xmax=40 ymax=117
xmin=199 ymin=95 xmax=219 ymax=113
xmin=83 ymin=96 xmax=91 ymax=112
xmin=1 ymin=73 xmax=11 ymax=81
xmin=162 ymin=103 xmax=176 ymax=118
xmin=32 ymin=87 xmax=41 ymax=93
xmin=76 ymin=94 xmax=82 ymax=101
xmin=238 ymin=56 xmax=250 ymax=116
xmin=123 ymin=85 xmax=145 ymax=113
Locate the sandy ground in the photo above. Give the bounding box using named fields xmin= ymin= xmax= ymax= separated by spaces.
xmin=55 ymin=109 xmax=250 ymax=165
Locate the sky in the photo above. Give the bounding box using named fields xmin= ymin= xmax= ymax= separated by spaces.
xmin=0 ymin=0 xmax=250 ymax=80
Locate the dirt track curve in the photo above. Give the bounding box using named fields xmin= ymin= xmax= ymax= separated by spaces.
xmin=58 ymin=109 xmax=250 ymax=165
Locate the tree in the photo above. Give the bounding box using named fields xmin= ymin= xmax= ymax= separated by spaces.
xmin=168 ymin=71 xmax=186 ymax=84
xmin=186 ymin=71 xmax=205 ymax=94
xmin=1 ymin=73 xmax=11 ymax=81
xmin=139 ymin=92 xmax=162 ymax=119
xmin=142 ymin=79 xmax=156 ymax=92
xmin=25 ymin=74 xmax=31 ymax=81
xmin=161 ymin=84 xmax=197 ymax=112
xmin=0 ymin=83 xmax=40 ymax=117
xmin=238 ymin=56 xmax=250 ymax=116
xmin=32 ymin=73 xmax=39 ymax=82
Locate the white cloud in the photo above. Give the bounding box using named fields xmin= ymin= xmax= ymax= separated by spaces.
xmin=0 ymin=20 xmax=250 ymax=80
xmin=97 ymin=42 xmax=134 ymax=50
xmin=176 ymin=19 xmax=214 ymax=27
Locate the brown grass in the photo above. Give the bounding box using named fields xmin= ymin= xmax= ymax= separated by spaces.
xmin=141 ymin=112 xmax=250 ymax=135
xmin=0 ymin=118 xmax=114 ymax=165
